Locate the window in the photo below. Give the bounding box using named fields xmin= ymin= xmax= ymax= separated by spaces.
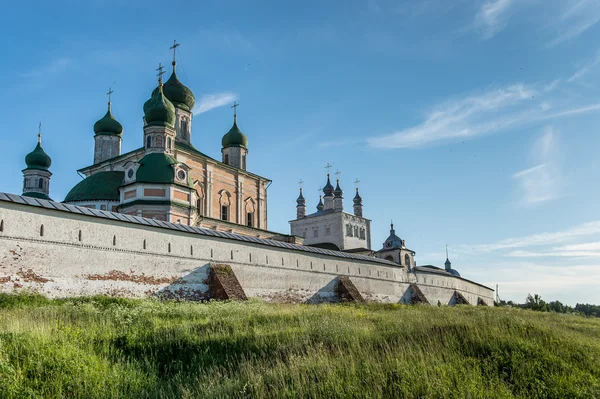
xmin=385 ymin=255 xmax=394 ymax=261
xmin=127 ymin=169 xmax=134 ymax=179
xmin=346 ymin=224 xmax=353 ymax=237
xmin=78 ymin=230 xmax=82 ymax=241
xmin=146 ymin=136 xmax=152 ymax=148
xmin=242 ymin=154 xmax=246 ymax=169
xmin=313 ymin=228 xmax=319 ymax=238
xmin=247 ymin=212 xmax=253 ymax=227
xmin=404 ymin=254 xmax=411 ymax=267
xmin=221 ymin=205 xmax=229 ymax=221
xmin=325 ymin=226 xmax=331 ymax=236
xmin=168 ymin=243 xmax=171 ymax=253
xmin=196 ymin=199 xmax=203 ymax=215
xmin=224 ymin=154 xmax=229 ymax=165
xmin=38 ymin=179 xmax=43 ymax=189
xmin=40 ymin=225 xmax=44 ymax=237
xmin=113 ymin=235 xmax=116 ymax=246
xmin=354 ymin=226 xmax=359 ymax=237
xmin=100 ymin=204 xmax=107 ymax=211
xmin=167 ymin=137 xmax=172 ymax=150
xmin=181 ymin=119 xmax=188 ymax=138
xmin=0 ymin=220 xmax=4 ymax=232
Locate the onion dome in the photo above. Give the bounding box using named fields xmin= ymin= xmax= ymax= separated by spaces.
xmin=383 ymin=222 xmax=403 ymax=249
xmin=444 ymin=248 xmax=461 ymax=277
xmin=353 ymin=188 xmax=363 ymax=204
xmin=323 ymin=174 xmax=334 ymax=197
xmin=334 ymin=179 xmax=343 ymax=198
xmin=25 ymin=136 xmax=52 ymax=171
xmin=144 ymin=85 xmax=176 ymax=128
xmin=316 ymin=195 xmax=324 ymax=211
xmin=93 ymin=104 xmax=123 ymax=136
xmin=135 ymin=153 xmax=192 ymax=187
xmin=153 ymin=66 xmax=195 ymax=111
xmin=296 ymin=188 xmax=306 ymax=206
xmin=222 ymin=118 xmax=248 ymax=148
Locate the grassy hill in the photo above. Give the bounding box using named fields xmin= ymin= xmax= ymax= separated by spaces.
xmin=0 ymin=294 xmax=599 ymax=398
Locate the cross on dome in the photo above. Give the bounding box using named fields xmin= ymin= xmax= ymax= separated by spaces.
xmin=156 ymin=63 xmax=165 ymax=84
xmin=170 ymin=40 xmax=180 ymax=66
xmin=298 ymin=179 xmax=304 ymax=189
xmin=354 ymin=178 xmax=360 ymax=188
xmin=231 ymin=101 xmax=239 ymax=122
xmin=325 ymin=163 xmax=333 ymax=174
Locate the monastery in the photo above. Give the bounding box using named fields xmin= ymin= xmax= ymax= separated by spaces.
xmin=0 ymin=42 xmax=493 ymax=305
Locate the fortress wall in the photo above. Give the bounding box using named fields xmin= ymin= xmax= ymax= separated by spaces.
xmin=0 ymin=201 xmax=494 ymax=305
xmin=410 ymin=272 xmax=494 ymax=306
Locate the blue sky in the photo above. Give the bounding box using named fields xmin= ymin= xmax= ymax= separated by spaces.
xmin=2 ymin=0 xmax=600 ymax=305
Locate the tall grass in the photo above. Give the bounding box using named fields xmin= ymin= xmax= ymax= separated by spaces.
xmin=0 ymin=293 xmax=599 ymax=398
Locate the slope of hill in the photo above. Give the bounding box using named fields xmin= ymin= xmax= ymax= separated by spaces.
xmin=0 ymin=294 xmax=599 ymax=398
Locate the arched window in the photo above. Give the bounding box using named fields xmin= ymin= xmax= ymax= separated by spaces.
xmin=354 ymin=226 xmax=359 ymax=237
xmin=38 ymin=179 xmax=43 ymax=189
xmin=404 ymin=254 xmax=411 ymax=267
xmin=241 ymin=154 xmax=246 ymax=169
xmin=221 ymin=205 xmax=229 ymax=221
xmin=385 ymin=255 xmax=394 ymax=262
xmin=146 ymin=136 xmax=152 ymax=148
xmin=167 ymin=137 xmax=172 ymax=150
xmin=224 ymin=154 xmax=229 ymax=165
xmin=219 ymin=190 xmax=231 ymax=221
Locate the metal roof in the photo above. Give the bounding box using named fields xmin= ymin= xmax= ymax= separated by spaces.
xmin=0 ymin=192 xmax=397 ymax=267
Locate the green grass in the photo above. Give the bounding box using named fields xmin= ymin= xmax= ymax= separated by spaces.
xmin=0 ymin=294 xmax=599 ymax=398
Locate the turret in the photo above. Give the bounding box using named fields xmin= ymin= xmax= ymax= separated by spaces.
xmin=353 ymin=187 xmax=363 ymax=217
xmin=93 ymin=88 xmax=123 ymax=164
xmin=296 ymin=187 xmax=306 ymax=218
xmin=316 ymin=195 xmax=324 ymax=211
xmin=322 ymin=174 xmax=334 ymax=210
xmin=221 ymin=102 xmax=248 ymax=170
xmin=333 ymin=179 xmax=344 ymax=211
xmin=23 ymin=128 xmax=52 ymax=200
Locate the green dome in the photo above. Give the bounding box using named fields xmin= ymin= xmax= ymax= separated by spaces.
xmin=144 ymin=86 xmax=176 ymax=127
xmin=23 ymin=191 xmax=52 ymax=200
xmin=136 ymin=153 xmax=192 ymax=187
xmin=25 ymin=141 xmax=52 ymax=171
xmin=152 ymin=68 xmax=195 ymax=112
xmin=222 ymin=120 xmax=248 ymax=148
xmin=93 ymin=106 xmax=123 ymax=136
xmin=64 ymin=171 xmax=124 ymax=202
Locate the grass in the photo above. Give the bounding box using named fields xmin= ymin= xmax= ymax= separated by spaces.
xmin=0 ymin=294 xmax=599 ymax=398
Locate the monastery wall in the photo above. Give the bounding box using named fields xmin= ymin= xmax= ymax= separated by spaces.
xmin=0 ymin=199 xmax=494 ymax=305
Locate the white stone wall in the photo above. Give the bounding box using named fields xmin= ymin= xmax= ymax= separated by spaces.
xmin=94 ymin=135 xmax=122 ymax=164
xmin=0 ymin=201 xmax=494 ymax=305
xmin=290 ymin=212 xmax=370 ymax=251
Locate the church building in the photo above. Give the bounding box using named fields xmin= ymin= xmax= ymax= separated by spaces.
xmin=21 ymin=42 xmax=273 ymax=239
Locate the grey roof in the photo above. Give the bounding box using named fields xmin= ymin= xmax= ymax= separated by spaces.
xmin=0 ymin=192 xmax=398 ymax=267
xmin=414 ymin=265 xmax=491 ymax=290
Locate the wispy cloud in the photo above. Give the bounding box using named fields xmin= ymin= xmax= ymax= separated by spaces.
xmin=467 ymin=220 xmax=600 ymax=252
xmin=192 ymin=92 xmax=238 ymax=115
xmin=20 ymin=57 xmax=72 ymax=79
xmin=568 ymin=52 xmax=600 ymax=83
xmin=512 ymin=126 xmax=559 ymax=205
xmin=474 ymin=0 xmax=515 ymax=39
xmin=548 ymin=0 xmax=600 ymax=47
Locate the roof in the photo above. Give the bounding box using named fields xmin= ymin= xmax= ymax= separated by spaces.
xmin=414 ymin=265 xmax=492 ymax=291
xmin=0 ymin=192 xmax=399 ymax=268
xmin=64 ymin=171 xmax=124 ymax=202
xmin=23 ymin=192 xmax=52 ymax=200
xmin=135 ymin=153 xmax=192 ymax=187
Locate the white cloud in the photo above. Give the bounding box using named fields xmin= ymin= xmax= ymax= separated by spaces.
xmin=568 ymin=52 xmax=600 ymax=83
xmin=549 ymin=0 xmax=600 ymax=46
xmin=468 ymin=220 xmax=600 ymax=252
xmin=474 ymin=0 xmax=514 ymax=39
xmin=192 ymin=92 xmax=238 ymax=115
xmin=20 ymin=57 xmax=72 ymax=79
xmin=367 ymin=84 xmax=536 ymax=148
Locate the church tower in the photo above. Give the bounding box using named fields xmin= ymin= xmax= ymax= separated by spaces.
xmin=221 ymin=102 xmax=249 ymax=170
xmin=322 ymin=174 xmax=334 ymax=210
xmin=160 ymin=40 xmax=195 ymax=145
xmin=142 ymin=64 xmax=177 ymax=155
xmin=93 ymin=88 xmax=123 ymax=164
xmin=353 ymin=187 xmax=363 ymax=217
xmin=22 ymin=127 xmax=52 ymax=200
xmin=333 ymin=178 xmax=344 ymax=211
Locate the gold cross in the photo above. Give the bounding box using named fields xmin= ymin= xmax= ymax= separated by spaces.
xmin=231 ymin=101 xmax=239 ymax=122
xmin=106 ymin=87 xmax=113 ymax=103
xmin=170 ymin=40 xmax=180 ymax=64
xmin=38 ymin=122 xmax=42 ymax=143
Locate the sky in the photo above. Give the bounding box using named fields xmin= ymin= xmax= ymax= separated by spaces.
xmin=1 ymin=0 xmax=600 ymax=305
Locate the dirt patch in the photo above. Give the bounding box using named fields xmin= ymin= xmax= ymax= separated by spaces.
xmin=0 ymin=276 xmax=11 ymax=284
xmin=86 ymin=270 xmax=179 ymax=285
xmin=16 ymin=269 xmax=53 ymax=283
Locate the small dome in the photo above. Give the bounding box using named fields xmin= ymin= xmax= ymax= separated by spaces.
xmin=316 ymin=196 xmax=324 ymax=211
xmin=93 ymin=106 xmax=123 ymax=136
xmin=447 ymin=268 xmax=461 ymax=277
xmin=152 ymin=68 xmax=195 ymax=111
xmin=323 ymin=175 xmax=334 ymax=196
xmin=25 ymin=140 xmax=51 ymax=171
xmin=144 ymin=86 xmax=176 ymax=128
xmin=135 ymin=153 xmax=192 ymax=187
xmin=353 ymin=188 xmax=363 ymax=204
xmin=334 ymin=180 xmax=343 ymax=198
xmin=222 ymin=120 xmax=248 ymax=148
xmin=296 ymin=188 xmax=306 ymax=206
